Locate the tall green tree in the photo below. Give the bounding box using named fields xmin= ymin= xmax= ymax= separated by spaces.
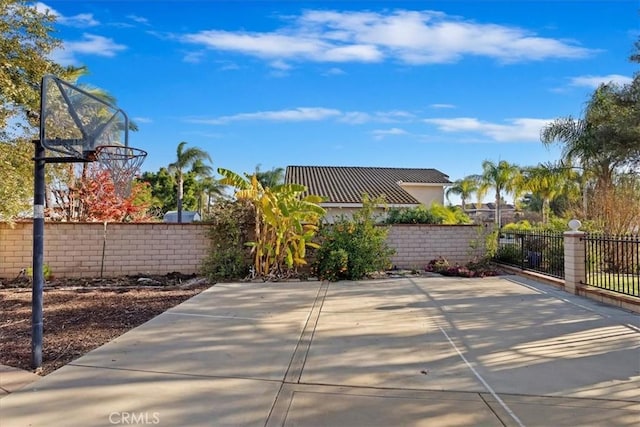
xmin=519 ymin=163 xmax=568 ymax=224
xmin=621 ymin=36 xmax=640 ymax=169
xmin=140 ymin=168 xmax=177 ymax=214
xmin=168 ymin=141 xmax=212 ymax=223
xmin=140 ymin=166 xmax=216 ymax=217
xmin=541 ymin=84 xmax=639 ymax=221
xmin=0 ymin=138 xmax=32 ymax=220
xmin=190 ymin=159 xmax=225 ymax=216
xmin=445 ymin=176 xmax=478 ymax=212
xmin=476 ymin=160 xmax=521 ymax=228
xmin=0 ymin=0 xmax=66 ymax=221
xmin=542 ymin=35 xmax=640 ymax=195
xmin=254 ymin=165 xmax=285 ymax=188
xmin=199 ymin=175 xmax=226 ymax=216
xmin=0 ymin=0 xmax=63 ymax=130
xmin=540 ymin=37 xmax=640 ymax=228
xmin=585 ymin=83 xmax=640 ymax=172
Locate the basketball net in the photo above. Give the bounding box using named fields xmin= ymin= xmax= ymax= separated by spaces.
xmin=94 ymin=145 xmax=147 ymax=198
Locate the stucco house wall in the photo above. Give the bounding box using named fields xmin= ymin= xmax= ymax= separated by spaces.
xmin=398 ymin=183 xmax=445 ymax=206
xmin=320 ymin=204 xmax=422 ymax=223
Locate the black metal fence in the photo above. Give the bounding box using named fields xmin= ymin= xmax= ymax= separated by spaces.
xmin=494 ymin=229 xmax=565 ymax=279
xmin=582 ymin=234 xmax=640 ymax=297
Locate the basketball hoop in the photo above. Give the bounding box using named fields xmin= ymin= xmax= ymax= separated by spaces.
xmin=94 ymin=144 xmax=147 ymax=198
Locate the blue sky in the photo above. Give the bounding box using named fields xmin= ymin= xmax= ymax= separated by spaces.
xmin=37 ymin=1 xmax=637 ymax=202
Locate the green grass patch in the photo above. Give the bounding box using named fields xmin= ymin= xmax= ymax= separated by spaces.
xmin=585 ymin=273 xmax=640 ymax=297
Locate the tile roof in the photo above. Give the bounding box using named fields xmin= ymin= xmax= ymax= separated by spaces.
xmin=285 ymin=166 xmax=451 ymax=204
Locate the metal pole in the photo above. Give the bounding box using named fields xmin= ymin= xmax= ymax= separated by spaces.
xmin=32 ymin=140 xmax=45 ymax=368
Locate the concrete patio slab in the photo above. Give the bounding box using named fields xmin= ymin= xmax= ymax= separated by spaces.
xmin=1 ymin=276 xmax=638 ymax=426
xmin=268 ymin=384 xmax=503 ymax=427
xmin=65 ymin=282 xmax=324 ymax=380
xmin=301 ymin=312 xmax=482 ymax=391
xmin=482 ymin=393 xmax=640 ymax=427
xmin=409 ymin=276 xmax=640 ymax=401
xmin=169 ymin=282 xmax=322 ymax=320
xmin=302 ymin=281 xmax=463 ymax=390
xmin=0 ymin=364 xmax=280 ymax=427
xmin=0 ymin=365 xmax=41 ymax=394
xmin=70 ymin=314 xmax=306 ymax=379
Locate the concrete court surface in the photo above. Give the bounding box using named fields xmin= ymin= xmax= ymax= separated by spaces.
xmin=0 ymin=275 xmax=638 ymax=427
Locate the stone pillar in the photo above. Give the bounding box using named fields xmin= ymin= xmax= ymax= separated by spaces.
xmin=564 ymin=230 xmax=586 ymax=295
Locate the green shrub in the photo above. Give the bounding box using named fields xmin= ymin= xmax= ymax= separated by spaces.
xmin=26 ymin=264 xmax=52 ymax=281
xmin=202 ymin=200 xmax=254 ymax=281
xmin=547 ymin=244 xmax=564 ymax=272
xmin=317 ymin=248 xmax=348 ymax=282
xmin=503 ymin=217 xmax=602 ymax=233
xmin=523 ymin=236 xmax=546 ymax=252
xmin=425 ymin=257 xmax=450 ymax=273
xmin=425 ymin=256 xmax=499 ymax=278
xmin=465 ymin=257 xmax=499 ymax=277
xmin=429 ymin=203 xmax=472 ymax=224
xmin=495 ymin=245 xmax=522 ymax=265
xmin=385 ymin=203 xmax=471 ymax=225
xmin=502 ymin=220 xmax=533 ymax=232
xmin=385 ymin=205 xmax=440 ymax=224
xmin=315 ymin=196 xmax=395 ymax=281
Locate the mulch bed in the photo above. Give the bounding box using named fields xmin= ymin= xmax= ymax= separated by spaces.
xmin=0 ymin=273 xmax=213 ymax=376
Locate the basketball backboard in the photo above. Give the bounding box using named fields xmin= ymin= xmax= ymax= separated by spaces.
xmin=40 ymin=74 xmax=129 ymax=160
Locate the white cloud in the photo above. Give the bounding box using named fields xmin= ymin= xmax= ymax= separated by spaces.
xmin=182 ymin=30 xmax=382 ymax=63
xmin=216 ymin=60 xmax=241 ymax=71
xmin=339 ymin=111 xmax=371 ymax=124
xmin=188 ymin=107 xmax=342 ymax=125
xmin=181 ymin=9 xmax=593 ymax=66
xmin=184 ymin=31 xmax=317 ymax=58
xmin=34 ymin=2 xmax=99 ymax=27
xmin=375 ymin=110 xmax=415 ymax=122
xmin=424 ymin=117 xmax=552 ymax=142
xmin=372 ymin=127 xmax=408 ymax=140
xmin=569 ymin=74 xmax=633 ymax=88
xmin=324 ymin=67 xmax=346 ymax=75
xmin=50 ymin=34 xmax=127 ymax=65
xmin=430 ymin=103 xmax=455 ymax=109
xmin=339 ymin=110 xmax=414 ymax=124
xmin=49 ymin=48 xmax=75 ymax=66
xmin=132 ymin=117 xmax=153 ymax=124
xmin=183 ymin=51 xmax=205 ymax=63
xmin=127 ymin=14 xmax=149 ymax=25
xmin=186 ymin=107 xmax=417 ymax=126
xmin=270 ymin=59 xmax=292 ymax=70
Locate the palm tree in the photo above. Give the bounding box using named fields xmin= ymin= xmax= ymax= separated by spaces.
xmin=189 ymin=159 xmax=226 ymax=216
xmin=445 ymin=176 xmax=478 ymax=212
xmin=477 ymin=160 xmax=521 ymax=228
xmin=520 ymin=163 xmax=567 ymax=224
xmin=541 ymin=84 xmax=638 ymax=194
xmin=168 ymin=142 xmax=212 ymax=223
xmin=189 ymin=159 xmax=213 ymax=216
xmin=540 ymin=115 xmax=612 ymax=186
xmin=254 ymin=165 xmax=285 ymax=188
xmin=201 ymin=176 xmax=227 ymax=216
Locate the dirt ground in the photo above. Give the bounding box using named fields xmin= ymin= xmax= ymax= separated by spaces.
xmin=0 ymin=273 xmax=213 ymax=376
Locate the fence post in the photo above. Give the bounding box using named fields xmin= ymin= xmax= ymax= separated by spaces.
xmin=564 ymin=220 xmax=586 ymax=295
